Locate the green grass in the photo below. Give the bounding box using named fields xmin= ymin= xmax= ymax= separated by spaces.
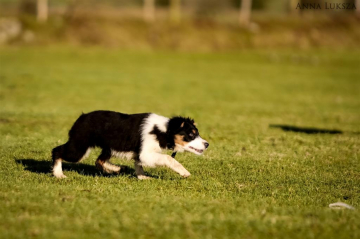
xmin=0 ymin=47 xmax=359 ymax=239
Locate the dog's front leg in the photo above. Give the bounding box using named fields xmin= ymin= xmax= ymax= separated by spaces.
xmin=160 ymin=154 xmax=191 ymax=178
xmin=166 ymin=156 xmax=191 ymax=177
xmin=140 ymin=152 xmax=191 ymax=178
xmin=134 ymin=159 xmax=152 ymax=180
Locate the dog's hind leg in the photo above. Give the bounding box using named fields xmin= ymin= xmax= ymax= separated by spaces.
xmin=52 ymin=145 xmax=67 ymax=178
xmin=95 ymin=149 xmax=121 ymax=174
xmin=52 ymin=141 xmax=90 ymax=178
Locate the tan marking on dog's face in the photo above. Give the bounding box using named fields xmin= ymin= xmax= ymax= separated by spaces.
xmin=192 ymin=129 xmax=196 ymax=134
xmin=180 ymin=122 xmax=184 ymax=128
xmin=174 ymin=134 xmax=188 ymax=146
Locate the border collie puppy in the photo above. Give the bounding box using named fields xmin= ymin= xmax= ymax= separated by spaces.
xmin=52 ymin=110 xmax=209 ymax=179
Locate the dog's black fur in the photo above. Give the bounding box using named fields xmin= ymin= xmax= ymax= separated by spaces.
xmin=53 ymin=111 xmax=147 ymax=163
xmin=52 ymin=111 xmax=198 ymax=162
xmin=52 ymin=110 xmax=208 ymax=178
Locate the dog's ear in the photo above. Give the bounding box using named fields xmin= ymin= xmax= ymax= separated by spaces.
xmin=186 ymin=117 xmax=195 ymax=125
xmin=168 ymin=117 xmax=186 ymax=133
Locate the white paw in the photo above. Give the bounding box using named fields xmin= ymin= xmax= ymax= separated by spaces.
xmin=137 ymin=175 xmax=152 ymax=180
xmin=54 ymin=173 xmax=67 ymax=179
xmin=103 ymin=162 xmax=121 ymax=174
xmin=181 ymin=171 xmax=191 ymax=178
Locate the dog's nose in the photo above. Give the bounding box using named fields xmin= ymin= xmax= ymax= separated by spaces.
xmin=204 ymin=142 xmax=209 ymax=149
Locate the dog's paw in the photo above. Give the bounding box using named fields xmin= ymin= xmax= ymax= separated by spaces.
xmin=53 ymin=173 xmax=67 ymax=179
xmin=137 ymin=175 xmax=152 ymax=180
xmin=181 ymin=171 xmax=191 ymax=178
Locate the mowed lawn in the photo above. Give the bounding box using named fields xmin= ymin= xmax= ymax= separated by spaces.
xmin=0 ymin=47 xmax=359 ymax=239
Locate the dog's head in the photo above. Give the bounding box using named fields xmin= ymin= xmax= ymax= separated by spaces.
xmin=168 ymin=116 xmax=209 ymax=155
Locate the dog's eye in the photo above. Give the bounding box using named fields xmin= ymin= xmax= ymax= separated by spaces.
xmin=189 ymin=133 xmax=194 ymax=138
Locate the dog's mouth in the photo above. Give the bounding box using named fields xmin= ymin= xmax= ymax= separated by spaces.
xmin=189 ymin=146 xmax=204 ymax=154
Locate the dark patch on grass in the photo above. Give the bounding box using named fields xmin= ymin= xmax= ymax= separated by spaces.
xmin=269 ymin=124 xmax=343 ymax=134
xmin=15 ymin=159 xmax=136 ymax=177
xmin=0 ymin=118 xmax=11 ymax=123
xmin=343 ymin=196 xmax=350 ymax=200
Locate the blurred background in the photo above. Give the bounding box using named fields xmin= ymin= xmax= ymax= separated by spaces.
xmin=1 ymin=3 xmax=360 ymax=237
xmin=0 ymin=0 xmax=359 ymax=50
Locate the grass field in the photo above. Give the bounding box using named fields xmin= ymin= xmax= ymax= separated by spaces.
xmin=0 ymin=47 xmax=359 ymax=239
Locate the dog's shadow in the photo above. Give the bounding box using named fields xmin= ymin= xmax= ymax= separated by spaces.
xmin=15 ymin=159 xmax=137 ymax=177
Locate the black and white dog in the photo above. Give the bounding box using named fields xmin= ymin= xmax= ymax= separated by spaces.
xmin=52 ymin=110 xmax=209 ymax=179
